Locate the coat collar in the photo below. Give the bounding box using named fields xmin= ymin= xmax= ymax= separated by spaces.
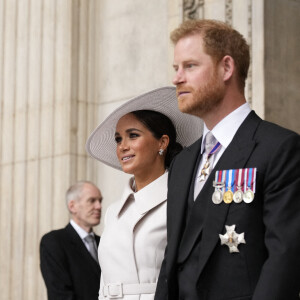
xmin=116 ymin=172 xmax=168 ymax=216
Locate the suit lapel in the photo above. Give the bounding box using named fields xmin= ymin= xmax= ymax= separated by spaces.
xmin=167 ymin=138 xmax=203 ymax=272
xmin=195 ymin=111 xmax=262 ymax=278
xmin=65 ymin=224 xmax=100 ymax=275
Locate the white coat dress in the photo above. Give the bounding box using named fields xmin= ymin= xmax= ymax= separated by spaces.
xmin=98 ymin=172 xmax=168 ymax=300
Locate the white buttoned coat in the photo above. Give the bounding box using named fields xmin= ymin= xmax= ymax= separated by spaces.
xmin=98 ymin=173 xmax=168 ymax=300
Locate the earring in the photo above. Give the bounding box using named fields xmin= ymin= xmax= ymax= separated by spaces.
xmin=159 ymin=149 xmax=164 ymax=156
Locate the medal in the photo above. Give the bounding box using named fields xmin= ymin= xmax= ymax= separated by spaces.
xmin=212 ymin=188 xmax=223 ymax=204
xmin=197 ymin=141 xmax=221 ymax=182
xmin=223 ymin=169 xmax=234 ymax=204
xmin=233 ymin=189 xmax=243 ymax=203
xmin=243 ymin=189 xmax=254 ymax=203
xmin=198 ymin=161 xmax=210 ymax=181
xmin=213 ymin=168 xmax=257 ymax=205
xmin=223 ymin=190 xmax=233 ymax=203
xmin=219 ymin=224 xmax=246 ymax=253
xmin=233 ymin=169 xmax=243 ymax=203
xmin=243 ymin=168 xmax=256 ymax=203
xmin=212 ymin=172 xmax=225 ymax=205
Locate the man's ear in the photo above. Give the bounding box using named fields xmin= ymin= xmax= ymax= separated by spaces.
xmin=221 ymin=55 xmax=234 ymax=82
xmin=68 ymin=199 xmax=77 ymax=214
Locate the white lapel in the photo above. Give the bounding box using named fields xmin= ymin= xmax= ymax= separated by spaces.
xmin=116 ymin=172 xmax=168 ymax=217
xmin=134 ymin=172 xmax=168 ymax=215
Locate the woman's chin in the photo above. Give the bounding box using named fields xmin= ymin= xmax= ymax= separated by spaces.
xmin=121 ymin=165 xmax=134 ymax=175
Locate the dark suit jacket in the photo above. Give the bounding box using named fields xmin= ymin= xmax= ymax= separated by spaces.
xmin=155 ymin=111 xmax=300 ymax=300
xmin=40 ymin=223 xmax=101 ymax=300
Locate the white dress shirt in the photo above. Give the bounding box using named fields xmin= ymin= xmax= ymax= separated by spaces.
xmin=70 ymin=219 xmax=95 ymax=252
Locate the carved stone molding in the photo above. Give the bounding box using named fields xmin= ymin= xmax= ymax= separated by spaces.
xmin=183 ymin=0 xmax=205 ymax=20
xmin=247 ymin=0 xmax=253 ymax=106
xmin=225 ymin=0 xmax=233 ymax=26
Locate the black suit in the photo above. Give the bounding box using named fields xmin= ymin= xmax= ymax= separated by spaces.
xmin=40 ymin=223 xmax=101 ymax=300
xmin=156 ymin=111 xmax=300 ymax=300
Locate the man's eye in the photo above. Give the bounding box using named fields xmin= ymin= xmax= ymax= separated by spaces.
xmin=130 ymin=133 xmax=139 ymax=138
xmin=186 ymin=64 xmax=195 ymax=69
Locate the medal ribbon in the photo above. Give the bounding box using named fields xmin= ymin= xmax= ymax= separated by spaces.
xmin=247 ymin=168 xmax=253 ymax=190
xmin=216 ymin=168 xmax=256 ymax=196
xmin=243 ymin=168 xmax=248 ymax=192
xmin=238 ymin=168 xmax=243 ymax=191
xmin=221 ymin=170 xmax=226 ymax=193
xmin=218 ymin=170 xmax=222 ymax=182
xmin=244 ymin=168 xmax=257 ymax=192
xmin=225 ymin=169 xmax=235 ymax=191
xmin=215 ymin=170 xmax=225 ymax=194
xmin=252 ymin=168 xmax=257 ymax=193
xmin=215 ymin=170 xmax=219 ymax=183
xmin=241 ymin=168 xmax=245 ymax=192
xmin=225 ymin=170 xmax=229 ymax=191
xmin=228 ymin=169 xmax=235 ymax=191
xmin=207 ymin=142 xmax=221 ymax=159
xmin=234 ymin=169 xmax=239 ymax=192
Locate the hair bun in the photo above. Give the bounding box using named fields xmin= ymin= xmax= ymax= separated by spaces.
xmin=165 ymin=141 xmax=183 ymax=168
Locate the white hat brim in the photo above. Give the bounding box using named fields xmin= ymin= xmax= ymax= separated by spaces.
xmin=86 ymin=86 xmax=203 ymax=170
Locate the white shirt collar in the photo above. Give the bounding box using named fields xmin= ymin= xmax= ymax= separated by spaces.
xmin=201 ymin=103 xmax=251 ymax=153
xmin=70 ymin=219 xmax=93 ymax=239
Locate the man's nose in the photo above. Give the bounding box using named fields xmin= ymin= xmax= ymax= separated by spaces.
xmin=173 ymin=68 xmax=185 ymax=85
xmin=95 ymin=200 xmax=101 ymax=209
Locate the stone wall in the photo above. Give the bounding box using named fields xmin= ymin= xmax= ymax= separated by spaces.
xmin=0 ymin=0 xmax=299 ymax=299
xmin=264 ymin=0 xmax=300 ymax=133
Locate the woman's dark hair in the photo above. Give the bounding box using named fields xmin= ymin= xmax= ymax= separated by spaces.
xmin=131 ymin=110 xmax=183 ymax=168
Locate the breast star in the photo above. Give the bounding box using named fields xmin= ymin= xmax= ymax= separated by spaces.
xmin=219 ymin=225 xmax=246 ymax=253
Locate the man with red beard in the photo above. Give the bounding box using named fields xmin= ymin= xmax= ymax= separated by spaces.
xmin=155 ymin=19 xmax=300 ymax=300
xmin=40 ymin=181 xmax=102 ymax=300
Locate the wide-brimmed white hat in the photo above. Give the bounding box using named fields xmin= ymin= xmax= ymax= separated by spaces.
xmin=86 ymin=86 xmax=203 ymax=170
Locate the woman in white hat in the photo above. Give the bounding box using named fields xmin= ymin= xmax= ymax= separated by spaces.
xmin=86 ymin=87 xmax=203 ymax=299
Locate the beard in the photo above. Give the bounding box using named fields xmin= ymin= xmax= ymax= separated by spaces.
xmin=177 ymin=71 xmax=225 ymax=118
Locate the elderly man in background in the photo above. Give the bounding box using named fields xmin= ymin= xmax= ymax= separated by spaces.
xmin=40 ymin=180 xmax=102 ymax=300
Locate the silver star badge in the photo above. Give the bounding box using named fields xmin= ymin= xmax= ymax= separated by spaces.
xmin=219 ymin=225 xmax=246 ymax=253
xmin=199 ymin=169 xmax=209 ymax=181
xmin=198 ymin=161 xmax=210 ymax=182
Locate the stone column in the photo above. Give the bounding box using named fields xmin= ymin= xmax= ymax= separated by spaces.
xmin=0 ymin=0 xmax=100 ymax=299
